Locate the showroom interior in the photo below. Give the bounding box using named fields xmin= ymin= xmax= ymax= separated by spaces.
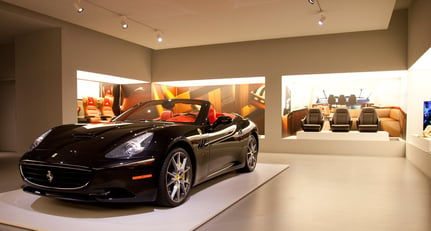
xmin=0 ymin=0 xmax=431 ymax=230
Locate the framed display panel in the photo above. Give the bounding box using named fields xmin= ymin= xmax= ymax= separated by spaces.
xmin=152 ymin=80 xmax=265 ymax=135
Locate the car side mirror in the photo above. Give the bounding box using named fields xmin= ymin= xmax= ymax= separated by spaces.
xmin=213 ymin=115 xmax=233 ymax=126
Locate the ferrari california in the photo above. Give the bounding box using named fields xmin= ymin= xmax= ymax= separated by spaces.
xmin=19 ymin=99 xmax=259 ymax=207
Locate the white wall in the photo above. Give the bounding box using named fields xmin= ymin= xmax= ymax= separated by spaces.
xmin=282 ymin=72 xmax=407 ymax=112
xmin=404 ymin=0 xmax=431 ymax=178
xmin=406 ymin=48 xmax=431 ymax=178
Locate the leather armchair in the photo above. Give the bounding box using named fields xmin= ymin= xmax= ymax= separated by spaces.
xmin=357 ymin=107 xmax=380 ymax=132
xmin=330 ymin=108 xmax=352 ymax=132
xmin=301 ymin=108 xmax=324 ymax=132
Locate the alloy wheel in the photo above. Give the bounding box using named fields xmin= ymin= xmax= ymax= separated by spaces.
xmin=164 ymin=149 xmax=192 ymax=204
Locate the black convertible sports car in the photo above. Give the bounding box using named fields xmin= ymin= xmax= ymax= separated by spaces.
xmin=19 ymin=99 xmax=259 ymax=207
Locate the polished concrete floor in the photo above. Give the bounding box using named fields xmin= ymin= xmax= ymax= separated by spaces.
xmin=1 ymin=152 xmax=431 ymax=231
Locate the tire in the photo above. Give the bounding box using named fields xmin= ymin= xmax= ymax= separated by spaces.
xmin=157 ymin=147 xmax=193 ymax=207
xmin=240 ymin=135 xmax=258 ymax=172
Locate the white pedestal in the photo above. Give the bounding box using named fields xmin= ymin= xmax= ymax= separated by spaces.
xmin=409 ymin=134 xmax=431 ymax=152
xmin=296 ymin=131 xmax=390 ymax=141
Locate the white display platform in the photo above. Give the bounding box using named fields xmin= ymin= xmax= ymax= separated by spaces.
xmin=0 ymin=163 xmax=288 ymax=231
xmin=409 ymin=134 xmax=431 ymax=152
xmin=296 ymin=131 xmax=390 ymax=141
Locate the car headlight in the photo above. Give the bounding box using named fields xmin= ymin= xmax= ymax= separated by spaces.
xmin=106 ymin=132 xmax=154 ymax=159
xmin=29 ymin=129 xmax=52 ymax=151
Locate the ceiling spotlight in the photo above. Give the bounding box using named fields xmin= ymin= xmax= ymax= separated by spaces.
xmin=318 ymin=14 xmax=326 ymax=26
xmin=120 ymin=16 xmax=128 ymax=29
xmin=308 ymin=0 xmax=315 ymax=4
xmin=74 ymin=0 xmax=84 ymax=13
xmin=156 ymin=31 xmax=163 ymax=43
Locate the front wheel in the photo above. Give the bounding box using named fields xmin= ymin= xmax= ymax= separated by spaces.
xmin=157 ymin=147 xmax=193 ymax=207
xmin=240 ymin=135 xmax=258 ymax=172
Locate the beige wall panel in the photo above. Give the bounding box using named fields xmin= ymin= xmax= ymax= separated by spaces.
xmin=61 ymin=25 xmax=152 ymax=124
xmin=408 ymin=0 xmax=431 ymax=67
xmin=152 ymin=10 xmax=407 ymax=82
xmin=0 ymin=44 xmax=14 ymax=80
xmin=0 ymin=81 xmax=16 ymax=151
xmin=15 ymin=28 xmax=62 ymax=154
xmin=152 ymin=11 xmax=407 ymax=151
xmin=0 ymin=44 xmax=15 ymax=151
xmin=10 ymin=3 xmax=153 ymax=152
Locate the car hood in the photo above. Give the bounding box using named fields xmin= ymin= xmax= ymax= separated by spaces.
xmin=22 ymin=122 xmax=171 ymax=168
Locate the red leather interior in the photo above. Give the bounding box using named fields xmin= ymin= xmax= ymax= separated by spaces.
xmin=82 ymin=96 xmax=101 ymax=123
xmin=160 ymin=110 xmax=173 ymax=120
xmin=100 ymin=97 xmax=115 ymax=120
xmin=208 ymin=108 xmax=217 ymax=125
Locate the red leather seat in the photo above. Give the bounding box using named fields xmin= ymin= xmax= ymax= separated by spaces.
xmin=208 ymin=107 xmax=217 ymax=125
xmin=160 ymin=110 xmax=173 ymax=121
xmin=100 ymin=97 xmax=115 ymax=120
xmin=82 ymin=96 xmax=101 ymax=123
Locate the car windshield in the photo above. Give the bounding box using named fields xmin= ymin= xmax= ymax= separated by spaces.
xmin=115 ymin=100 xmax=203 ymax=123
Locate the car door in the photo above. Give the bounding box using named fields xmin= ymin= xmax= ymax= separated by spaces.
xmin=206 ymin=117 xmax=243 ymax=176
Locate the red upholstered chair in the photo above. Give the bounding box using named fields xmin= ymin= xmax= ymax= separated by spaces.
xmin=208 ymin=107 xmax=217 ymax=125
xmin=82 ymin=96 xmax=101 ymax=123
xmin=100 ymin=97 xmax=115 ymax=120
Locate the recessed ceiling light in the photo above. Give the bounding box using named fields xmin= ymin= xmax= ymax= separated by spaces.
xmin=121 ymin=16 xmax=128 ymax=29
xmin=74 ymin=0 xmax=84 ymax=13
xmin=318 ymin=15 xmax=326 ymax=26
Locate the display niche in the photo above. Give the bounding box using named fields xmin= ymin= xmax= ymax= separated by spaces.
xmin=281 ymin=71 xmax=407 ymax=138
xmin=77 ymin=81 xmax=151 ymax=123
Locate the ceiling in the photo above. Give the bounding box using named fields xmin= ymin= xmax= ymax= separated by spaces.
xmin=0 ymin=0 xmax=412 ymax=50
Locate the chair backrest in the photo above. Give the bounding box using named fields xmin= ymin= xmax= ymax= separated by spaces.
xmin=100 ymin=97 xmax=115 ymax=118
xmin=348 ymin=94 xmax=357 ymax=106
xmin=328 ymin=94 xmax=336 ymax=105
xmin=82 ymin=96 xmax=101 ymax=123
xmin=306 ymin=108 xmax=323 ymax=124
xmin=160 ymin=110 xmax=173 ymax=120
xmin=332 ymin=108 xmax=350 ymax=124
xmin=359 ymin=107 xmax=378 ymax=124
xmin=208 ymin=107 xmax=217 ymax=125
xmin=338 ymin=95 xmax=346 ymax=105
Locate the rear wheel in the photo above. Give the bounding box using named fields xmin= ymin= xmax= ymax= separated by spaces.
xmin=240 ymin=135 xmax=258 ymax=172
xmin=157 ymin=147 xmax=193 ymax=207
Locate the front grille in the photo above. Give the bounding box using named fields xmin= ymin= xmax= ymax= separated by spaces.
xmin=20 ymin=162 xmax=92 ymax=190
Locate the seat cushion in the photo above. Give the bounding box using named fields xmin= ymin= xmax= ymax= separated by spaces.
xmin=358 ymin=124 xmax=379 ymax=132
xmin=303 ymin=124 xmax=322 ymax=132
xmin=331 ymin=124 xmax=350 ymax=132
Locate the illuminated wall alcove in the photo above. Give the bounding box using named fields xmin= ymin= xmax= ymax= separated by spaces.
xmin=281 ymin=70 xmax=408 ymax=138
xmin=76 ymin=71 xmax=265 ymax=134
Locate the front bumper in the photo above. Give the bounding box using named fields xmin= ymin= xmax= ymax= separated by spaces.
xmin=20 ymin=159 xmax=159 ymax=203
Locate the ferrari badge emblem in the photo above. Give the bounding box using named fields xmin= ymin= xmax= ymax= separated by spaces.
xmin=46 ymin=170 xmax=54 ymax=183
